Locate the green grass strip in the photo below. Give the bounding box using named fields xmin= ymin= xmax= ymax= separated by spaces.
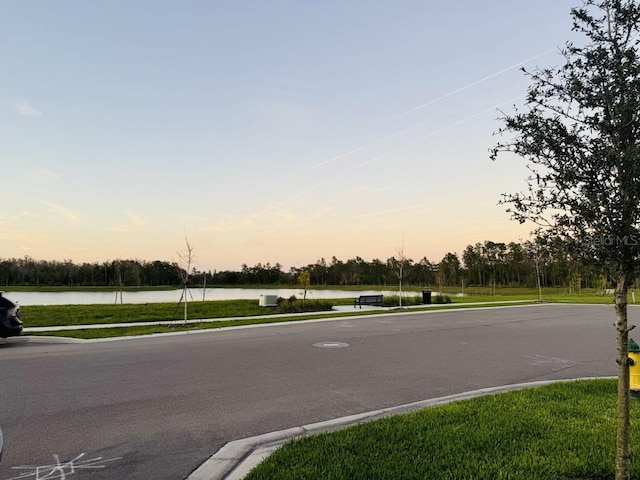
xmin=246 ymin=379 xmax=635 ymax=480
xmin=27 ymin=302 xmax=535 ymax=339
xmin=21 ymin=300 xmax=272 ymax=327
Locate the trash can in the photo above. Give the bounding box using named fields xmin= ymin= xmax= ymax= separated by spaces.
xmin=422 ymin=289 xmax=432 ymax=305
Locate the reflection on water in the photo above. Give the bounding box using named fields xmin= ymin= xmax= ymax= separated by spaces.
xmin=5 ymin=288 xmax=422 ymax=306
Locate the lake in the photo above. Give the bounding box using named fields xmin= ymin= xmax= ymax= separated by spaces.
xmin=2 ymin=288 xmax=423 ymax=306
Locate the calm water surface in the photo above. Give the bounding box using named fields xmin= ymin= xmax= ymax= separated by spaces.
xmin=4 ymin=288 xmax=422 ymax=306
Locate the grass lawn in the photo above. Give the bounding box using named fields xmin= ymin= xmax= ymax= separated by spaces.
xmin=451 ymin=294 xmax=615 ymax=304
xmin=28 ymin=313 xmax=357 ymax=339
xmin=245 ymin=379 xmax=636 ymax=480
xmin=21 ymin=299 xmax=273 ymax=327
xmin=27 ymin=301 xmax=535 ymax=339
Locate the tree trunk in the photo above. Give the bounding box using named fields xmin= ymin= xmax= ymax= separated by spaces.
xmin=184 ymin=283 xmax=188 ymax=325
xmin=615 ymin=274 xmax=631 ymax=480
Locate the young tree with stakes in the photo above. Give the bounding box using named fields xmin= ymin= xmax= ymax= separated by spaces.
xmin=396 ymin=244 xmax=407 ymax=307
xmin=491 ymin=2 xmax=640 ymax=477
xmin=298 ymin=269 xmax=310 ymax=306
xmin=177 ymin=236 xmax=194 ymax=326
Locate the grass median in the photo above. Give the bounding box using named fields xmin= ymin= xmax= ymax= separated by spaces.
xmin=21 ymin=299 xmax=273 ymax=327
xmin=245 ymin=378 xmax=633 ymax=480
xmin=24 ymin=301 xmax=537 ymax=339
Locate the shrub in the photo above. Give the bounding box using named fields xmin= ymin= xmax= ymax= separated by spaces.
xmin=382 ymin=295 xmax=423 ymax=307
xmin=276 ymin=295 xmax=298 ymax=307
xmin=276 ymin=298 xmax=334 ymax=313
xmin=432 ymin=294 xmax=452 ymax=304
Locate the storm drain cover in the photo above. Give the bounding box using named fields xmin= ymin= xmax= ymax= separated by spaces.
xmin=313 ymin=342 xmax=350 ymax=349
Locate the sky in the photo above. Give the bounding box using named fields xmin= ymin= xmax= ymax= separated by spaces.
xmin=1 ymin=1 xmax=581 ymax=272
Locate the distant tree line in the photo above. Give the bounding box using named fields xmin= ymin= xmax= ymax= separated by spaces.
xmin=0 ymin=238 xmax=620 ymax=290
xmin=0 ymin=258 xmax=180 ymax=288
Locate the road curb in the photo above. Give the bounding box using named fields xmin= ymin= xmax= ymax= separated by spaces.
xmin=186 ymin=377 xmax=613 ymax=480
xmin=3 ymin=335 xmax=87 ymax=345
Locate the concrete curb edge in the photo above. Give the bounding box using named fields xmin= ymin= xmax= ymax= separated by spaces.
xmin=186 ymin=376 xmax=614 ymax=480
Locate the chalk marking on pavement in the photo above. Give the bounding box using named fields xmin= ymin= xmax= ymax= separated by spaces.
xmin=7 ymin=453 xmax=122 ymax=480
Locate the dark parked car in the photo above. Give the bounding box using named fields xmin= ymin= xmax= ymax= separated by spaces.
xmin=0 ymin=293 xmax=22 ymax=338
xmin=0 ymin=426 xmax=3 ymax=463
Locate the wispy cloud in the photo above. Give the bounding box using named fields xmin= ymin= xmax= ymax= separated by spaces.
xmin=0 ymin=228 xmax=52 ymax=246
xmin=125 ymin=212 xmax=146 ymax=227
xmin=42 ymin=201 xmax=80 ymax=223
xmin=14 ymin=98 xmax=43 ymax=117
xmin=268 ymin=210 xmax=299 ymax=229
xmin=108 ymin=212 xmax=147 ymax=232
xmin=331 ymin=204 xmax=432 ymax=225
xmin=175 ymin=214 xmax=210 ymax=223
xmin=0 ymin=211 xmax=33 ymax=226
xmin=205 ymin=214 xmax=260 ymax=233
xmin=26 ymin=167 xmax=59 ymax=183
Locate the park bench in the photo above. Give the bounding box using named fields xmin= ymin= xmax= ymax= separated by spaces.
xmin=354 ymin=294 xmax=383 ymax=308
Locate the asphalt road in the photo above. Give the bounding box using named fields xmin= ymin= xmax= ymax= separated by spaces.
xmin=0 ymin=304 xmax=624 ymax=480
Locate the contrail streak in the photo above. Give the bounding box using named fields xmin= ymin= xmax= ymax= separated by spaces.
xmin=273 ymin=97 xmax=522 ymax=223
xmin=236 ymin=93 xmax=515 ymax=227
xmin=393 ymin=48 xmax=556 ymax=119
xmin=296 ymin=126 xmax=417 ymax=175
xmin=297 ymin=110 xmax=444 ymax=174
xmin=297 ymin=49 xmax=554 ymax=176
xmin=414 ymin=95 xmax=523 ymax=142
xmin=349 ymin=96 xmax=523 ymax=170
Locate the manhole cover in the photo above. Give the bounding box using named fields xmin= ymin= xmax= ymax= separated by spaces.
xmin=313 ymin=342 xmax=350 ymax=349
